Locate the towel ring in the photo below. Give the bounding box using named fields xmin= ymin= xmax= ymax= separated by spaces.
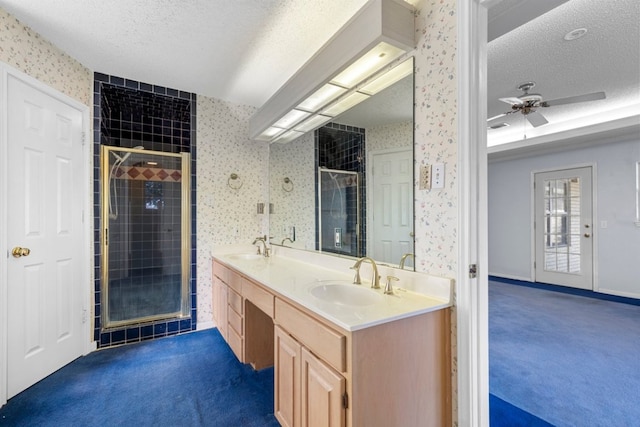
xmin=228 ymin=173 xmax=243 ymax=190
xmin=282 ymin=177 xmax=294 ymax=192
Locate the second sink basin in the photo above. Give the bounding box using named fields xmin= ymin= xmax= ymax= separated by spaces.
xmin=310 ymin=281 xmax=383 ymax=306
xmin=227 ymin=253 xmax=264 ymax=261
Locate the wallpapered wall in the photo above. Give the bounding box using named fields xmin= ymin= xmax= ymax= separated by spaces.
xmin=0 ymin=9 xmax=91 ymax=106
xmin=269 ymin=132 xmax=316 ymax=250
xmin=195 ymin=95 xmax=269 ymax=322
xmin=367 ymin=120 xmax=413 ymax=152
xmin=410 ymin=0 xmax=459 ymax=422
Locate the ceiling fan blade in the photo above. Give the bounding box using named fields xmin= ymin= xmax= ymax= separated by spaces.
xmin=487 ymin=112 xmax=508 ymax=122
xmin=542 ymin=91 xmax=606 ymax=107
xmin=499 ymin=97 xmax=523 ymax=105
xmin=526 ymin=111 xmax=548 ymax=127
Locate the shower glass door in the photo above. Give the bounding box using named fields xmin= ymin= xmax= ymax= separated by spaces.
xmin=318 ymin=168 xmax=360 ymax=257
xmin=101 ymin=146 xmax=191 ymax=329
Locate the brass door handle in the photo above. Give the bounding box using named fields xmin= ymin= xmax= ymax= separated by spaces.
xmin=584 ymin=233 xmax=591 ymax=238
xmin=12 ymin=247 xmax=31 ymax=258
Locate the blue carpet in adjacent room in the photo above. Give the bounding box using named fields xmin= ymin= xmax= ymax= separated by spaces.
xmin=489 ymin=279 xmax=640 ymax=426
xmin=0 ymin=328 xmax=279 ymax=427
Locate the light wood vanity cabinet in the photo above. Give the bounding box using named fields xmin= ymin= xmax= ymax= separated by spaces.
xmin=212 ymin=259 xmax=451 ymax=427
xmin=274 ymin=300 xmax=347 ymax=427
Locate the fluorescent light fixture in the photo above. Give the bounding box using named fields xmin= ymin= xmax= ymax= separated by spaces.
xmin=331 ymin=42 xmax=405 ymax=88
xmin=272 ymin=129 xmax=305 ymax=144
xmin=294 ymin=114 xmax=333 ymax=133
xmin=273 ymin=109 xmax=310 ymax=129
xmin=297 ymin=84 xmax=347 ymax=112
xmin=322 ymin=92 xmax=370 ymax=117
xmin=359 ymin=58 xmax=413 ymax=95
xmin=249 ymin=0 xmax=415 ymax=143
xmin=255 ymin=126 xmax=286 ymax=141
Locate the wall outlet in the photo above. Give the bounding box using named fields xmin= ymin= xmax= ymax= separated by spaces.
xmin=432 ymin=163 xmax=445 ymax=189
xmin=420 ymin=165 xmax=432 ymax=190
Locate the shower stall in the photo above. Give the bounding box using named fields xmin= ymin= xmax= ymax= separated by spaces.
xmin=101 ymin=145 xmax=191 ymax=329
xmin=318 ymin=168 xmax=360 ymax=257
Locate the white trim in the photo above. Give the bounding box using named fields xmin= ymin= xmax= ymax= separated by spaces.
xmin=0 ymin=62 xmax=8 ymax=409
xmin=0 ymin=62 xmax=92 ymax=407
xmin=457 ymin=1 xmax=489 ymax=426
xmin=196 ymin=321 xmax=215 ymax=331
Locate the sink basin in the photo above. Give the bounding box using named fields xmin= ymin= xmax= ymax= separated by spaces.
xmin=227 ymin=253 xmax=263 ymax=261
xmin=309 ymin=282 xmax=383 ymax=306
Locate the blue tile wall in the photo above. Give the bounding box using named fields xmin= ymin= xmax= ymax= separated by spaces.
xmin=93 ymin=72 xmax=197 ymax=348
xmin=315 ymin=123 xmax=366 ymax=257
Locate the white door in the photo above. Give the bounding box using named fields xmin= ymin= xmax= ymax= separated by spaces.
xmin=6 ymin=74 xmax=85 ymax=398
xmin=534 ymin=167 xmax=594 ymax=289
xmin=370 ymin=148 xmax=414 ymax=266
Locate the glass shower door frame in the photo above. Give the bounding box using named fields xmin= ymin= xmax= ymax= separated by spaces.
xmin=100 ymin=146 xmax=191 ymax=330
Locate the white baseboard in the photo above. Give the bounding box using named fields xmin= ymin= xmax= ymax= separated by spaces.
xmin=196 ymin=321 xmax=215 ymax=331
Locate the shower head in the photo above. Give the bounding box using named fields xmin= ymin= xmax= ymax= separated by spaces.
xmin=111 ymin=146 xmax=145 ymax=164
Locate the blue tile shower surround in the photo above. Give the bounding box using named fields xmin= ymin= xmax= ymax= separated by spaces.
xmin=315 ymin=123 xmax=366 ymax=257
xmin=93 ymin=72 xmax=197 ymax=348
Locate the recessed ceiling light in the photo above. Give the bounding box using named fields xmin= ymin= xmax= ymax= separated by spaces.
xmin=564 ymin=28 xmax=588 ymax=41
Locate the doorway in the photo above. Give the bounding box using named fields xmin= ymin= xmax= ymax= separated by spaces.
xmin=369 ymin=147 xmax=414 ymax=267
xmin=1 ymin=66 xmax=91 ymax=402
xmin=534 ymin=167 xmax=594 ymax=289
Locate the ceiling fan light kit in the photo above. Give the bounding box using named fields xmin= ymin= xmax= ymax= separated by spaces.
xmin=488 ymin=80 xmax=606 ymax=129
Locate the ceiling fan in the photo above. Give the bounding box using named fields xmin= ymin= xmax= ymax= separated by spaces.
xmin=487 ymin=81 xmax=606 ymax=128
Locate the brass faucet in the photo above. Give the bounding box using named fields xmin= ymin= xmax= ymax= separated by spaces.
xmin=351 ymin=257 xmax=380 ymax=289
xmin=281 ymin=237 xmax=293 ymax=246
xmin=399 ymin=253 xmax=414 ymax=270
xmin=252 ymin=235 xmax=270 ymax=257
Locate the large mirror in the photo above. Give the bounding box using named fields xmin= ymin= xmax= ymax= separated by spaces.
xmin=269 ymin=58 xmax=415 ymax=269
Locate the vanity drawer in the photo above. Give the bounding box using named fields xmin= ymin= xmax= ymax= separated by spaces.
xmin=243 ymin=279 xmax=274 ymax=318
xmin=275 ymin=298 xmax=346 ymax=372
xmin=228 ymin=270 xmax=243 ymax=294
xmin=212 ymin=261 xmax=228 ymax=283
xmin=228 ymin=288 xmax=243 ymax=314
xmin=228 ymin=306 xmax=243 ymax=335
xmin=227 ymin=327 xmax=243 ymax=362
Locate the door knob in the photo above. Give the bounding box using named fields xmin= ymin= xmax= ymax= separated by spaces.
xmin=12 ymin=247 xmax=31 ymax=258
xmin=584 ymin=233 xmax=591 ymax=238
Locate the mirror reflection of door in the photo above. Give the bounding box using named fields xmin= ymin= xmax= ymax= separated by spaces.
xmin=534 ymin=166 xmax=594 ymax=289
xmin=369 ymin=147 xmax=414 ymax=266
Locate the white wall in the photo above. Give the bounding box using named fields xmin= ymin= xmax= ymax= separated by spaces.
xmin=489 ymin=137 xmax=640 ymax=298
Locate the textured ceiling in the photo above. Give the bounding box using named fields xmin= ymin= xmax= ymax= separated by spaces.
xmin=0 ymin=0 xmax=637 ymax=145
xmin=487 ymin=0 xmax=640 ymax=145
xmin=0 ymin=0 xmax=369 ymax=107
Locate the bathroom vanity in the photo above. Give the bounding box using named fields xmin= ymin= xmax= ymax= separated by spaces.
xmin=212 ymin=249 xmax=452 ymax=427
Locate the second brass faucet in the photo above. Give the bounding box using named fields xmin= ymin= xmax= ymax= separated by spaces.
xmin=351 ymin=257 xmax=380 ymax=289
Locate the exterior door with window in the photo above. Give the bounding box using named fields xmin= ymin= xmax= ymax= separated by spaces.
xmin=534 ymin=167 xmax=593 ymax=289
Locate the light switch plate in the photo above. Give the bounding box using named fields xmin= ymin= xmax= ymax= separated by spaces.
xmin=432 ymin=163 xmax=445 ymax=189
xmin=420 ymin=165 xmax=432 ymax=190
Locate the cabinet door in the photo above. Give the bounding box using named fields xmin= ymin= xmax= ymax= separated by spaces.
xmin=301 ymin=347 xmax=346 ymax=427
xmin=275 ymin=326 xmax=300 ymax=427
xmin=212 ymin=276 xmax=227 ymax=339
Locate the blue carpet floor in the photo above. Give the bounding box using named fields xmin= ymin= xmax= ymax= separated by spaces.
xmin=0 ymin=328 xmax=279 ymax=426
xmin=490 ymin=280 xmax=640 ymax=426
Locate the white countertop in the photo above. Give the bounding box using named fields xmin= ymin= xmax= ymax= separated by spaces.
xmin=212 ymin=247 xmax=453 ymax=332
